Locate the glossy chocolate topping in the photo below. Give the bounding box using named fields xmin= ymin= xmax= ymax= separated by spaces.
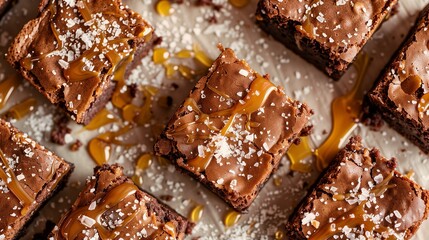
xmin=51 ymin=164 xmax=190 ymax=240
xmin=387 ymin=10 xmax=429 ymax=128
xmin=0 ymin=119 xmax=72 ymax=240
xmin=156 ymin=48 xmax=312 ymax=210
xmin=288 ymin=137 xmax=429 ymax=239
xmin=257 ymin=0 xmax=396 ymax=63
xmin=7 ymin=0 xmax=154 ymax=123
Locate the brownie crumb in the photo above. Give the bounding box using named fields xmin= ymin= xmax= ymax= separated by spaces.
xmin=70 ymin=140 xmax=83 ymax=151
xmin=360 ymin=97 xmax=384 ymax=131
xmin=50 ymin=114 xmax=71 ymax=145
xmin=159 ymin=195 xmax=174 ymax=201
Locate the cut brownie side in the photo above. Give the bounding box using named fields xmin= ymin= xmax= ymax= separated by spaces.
xmin=286 ymin=136 xmax=429 ymax=239
xmin=7 ymin=0 xmax=159 ymax=124
xmin=255 ymin=0 xmax=397 ymax=80
xmin=368 ymin=4 xmax=429 ymax=153
xmin=50 ymin=164 xmax=192 ymax=240
xmin=155 ymin=47 xmax=312 ymax=212
xmin=0 ymin=119 xmax=73 ymax=240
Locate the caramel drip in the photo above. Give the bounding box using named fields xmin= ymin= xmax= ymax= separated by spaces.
xmin=189 ymin=204 xmax=204 ymax=223
xmin=2 ymin=98 xmax=37 ymax=120
xmin=314 ymin=53 xmax=370 ymax=171
xmin=0 ymin=76 xmax=20 ymax=110
xmin=183 ymin=76 xmax=277 ymax=172
xmin=229 ymin=0 xmax=250 ymax=8
xmin=58 ymin=182 xmax=145 ymax=239
xmin=309 ymin=172 xmax=396 ymax=239
xmin=88 ymin=125 xmax=134 ymax=165
xmin=85 ymin=109 xmax=118 ymax=130
xmin=286 ymin=136 xmax=312 ymax=173
xmin=0 ymin=149 xmax=34 ymax=215
xmin=224 ymin=210 xmax=241 ymax=227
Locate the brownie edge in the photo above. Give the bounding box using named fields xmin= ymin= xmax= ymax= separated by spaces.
xmin=0 ymin=119 xmax=74 ymax=240
xmin=50 ymin=164 xmax=192 ymax=240
xmin=286 ymin=136 xmax=429 ymax=239
xmin=155 ymin=47 xmax=313 ymax=212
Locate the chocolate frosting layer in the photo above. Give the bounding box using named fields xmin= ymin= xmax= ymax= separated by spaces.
xmin=287 ymin=137 xmax=429 ymax=239
xmin=257 ymin=0 xmax=396 ymax=63
xmin=51 ymin=164 xmax=191 ymax=240
xmin=7 ymin=0 xmax=154 ymax=123
xmin=0 ymin=120 xmax=72 ymax=240
xmin=156 ymin=48 xmax=312 ymax=211
xmin=387 ymin=10 xmax=429 ymax=129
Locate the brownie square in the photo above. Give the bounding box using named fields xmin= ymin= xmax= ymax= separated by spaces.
xmin=368 ymin=5 xmax=429 ymax=153
xmin=155 ymin=47 xmax=312 ymax=212
xmin=7 ymin=0 xmax=159 ymax=124
xmin=255 ymin=0 xmax=397 ymax=80
xmin=286 ymin=136 xmax=429 ymax=239
xmin=0 ymin=119 xmax=73 ymax=240
xmin=50 ymin=164 xmax=192 ymax=240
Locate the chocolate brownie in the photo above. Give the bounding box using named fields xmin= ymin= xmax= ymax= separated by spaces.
xmin=7 ymin=0 xmax=159 ymax=124
xmin=0 ymin=0 xmax=13 ymax=17
xmin=50 ymin=164 xmax=192 ymax=240
xmin=255 ymin=0 xmax=398 ymax=80
xmin=0 ymin=119 xmax=73 ymax=240
xmin=155 ymin=47 xmax=313 ymax=212
xmin=286 ymin=136 xmax=429 ymax=239
xmin=367 ymin=4 xmax=429 ymax=153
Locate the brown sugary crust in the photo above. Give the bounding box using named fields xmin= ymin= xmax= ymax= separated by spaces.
xmin=51 ymin=164 xmax=192 ymax=239
xmin=155 ymin=48 xmax=312 ymax=212
xmin=6 ymin=0 xmax=159 ymax=125
xmin=255 ymin=0 xmax=398 ymax=80
xmin=0 ymin=119 xmax=74 ymax=240
xmin=367 ymin=4 xmax=429 ymax=153
xmin=286 ymin=136 xmax=429 ymax=239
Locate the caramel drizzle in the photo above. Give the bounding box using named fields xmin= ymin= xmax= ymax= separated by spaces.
xmin=0 ymin=148 xmax=34 ymax=215
xmin=21 ymin=0 xmax=146 ymax=87
xmin=168 ymin=76 xmax=277 ymax=172
xmin=59 ymin=182 xmax=149 ymax=239
xmin=314 ymin=53 xmax=370 ymax=171
xmin=309 ymin=172 xmax=397 ymax=239
xmin=0 ymin=76 xmax=20 ymax=110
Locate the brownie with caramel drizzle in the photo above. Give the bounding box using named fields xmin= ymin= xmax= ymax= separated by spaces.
xmin=7 ymin=0 xmax=159 ymax=124
xmin=368 ymin=4 xmax=429 ymax=153
xmin=50 ymin=164 xmax=192 ymax=240
xmin=286 ymin=136 xmax=429 ymax=239
xmin=0 ymin=119 xmax=73 ymax=240
xmin=155 ymin=47 xmax=313 ymax=212
xmin=255 ymin=0 xmax=398 ymax=80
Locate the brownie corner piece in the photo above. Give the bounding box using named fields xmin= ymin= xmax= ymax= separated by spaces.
xmin=286 ymin=136 xmax=429 ymax=239
xmin=255 ymin=0 xmax=397 ymax=80
xmin=0 ymin=119 xmax=73 ymax=240
xmin=50 ymin=164 xmax=192 ymax=240
xmin=155 ymin=47 xmax=312 ymax=212
xmin=368 ymin=4 xmax=429 ymax=153
xmin=7 ymin=0 xmax=159 ymax=125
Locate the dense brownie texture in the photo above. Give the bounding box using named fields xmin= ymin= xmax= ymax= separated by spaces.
xmin=155 ymin=48 xmax=312 ymax=212
xmin=7 ymin=0 xmax=158 ymax=124
xmin=368 ymin=4 xmax=429 ymax=153
xmin=255 ymin=0 xmax=397 ymax=80
xmin=0 ymin=119 xmax=73 ymax=240
xmin=50 ymin=164 xmax=192 ymax=240
xmin=286 ymin=136 xmax=429 ymax=239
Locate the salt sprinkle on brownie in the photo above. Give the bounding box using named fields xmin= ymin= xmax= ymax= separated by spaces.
xmin=7 ymin=0 xmax=158 ymax=124
xmin=0 ymin=119 xmax=73 ymax=240
xmin=155 ymin=46 xmax=312 ymax=212
xmin=50 ymin=164 xmax=192 ymax=240
xmin=256 ymin=0 xmax=398 ymax=80
xmin=286 ymin=136 xmax=429 ymax=240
